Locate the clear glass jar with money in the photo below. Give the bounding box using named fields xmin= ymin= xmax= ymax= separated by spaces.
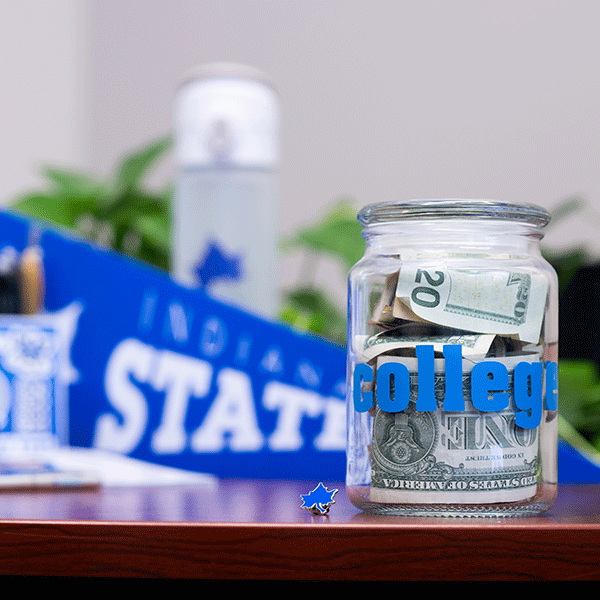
xmin=346 ymin=199 xmax=559 ymax=516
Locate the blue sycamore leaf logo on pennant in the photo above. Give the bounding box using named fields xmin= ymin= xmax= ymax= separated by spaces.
xmin=300 ymin=482 xmax=338 ymax=515
xmin=194 ymin=239 xmax=244 ymax=289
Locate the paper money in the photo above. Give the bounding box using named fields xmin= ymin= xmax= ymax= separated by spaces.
xmin=369 ymin=354 xmax=541 ymax=505
xmin=356 ymin=264 xmax=551 ymax=506
xmin=354 ymin=328 xmax=496 ymax=362
xmin=370 ymin=271 xmax=400 ymax=328
xmin=395 ymin=267 xmax=548 ymax=344
xmin=369 ymin=272 xmax=429 ymax=329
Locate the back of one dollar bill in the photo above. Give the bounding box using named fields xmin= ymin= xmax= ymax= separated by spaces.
xmin=369 ymin=355 xmax=540 ymax=505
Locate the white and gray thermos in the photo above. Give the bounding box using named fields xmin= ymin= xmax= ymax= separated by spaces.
xmin=172 ymin=63 xmax=280 ymax=317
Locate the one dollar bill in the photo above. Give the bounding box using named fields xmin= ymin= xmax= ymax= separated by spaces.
xmin=369 ymin=354 xmax=541 ymax=505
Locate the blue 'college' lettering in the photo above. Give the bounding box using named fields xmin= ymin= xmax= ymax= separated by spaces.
xmin=353 ymin=344 xmax=558 ymax=430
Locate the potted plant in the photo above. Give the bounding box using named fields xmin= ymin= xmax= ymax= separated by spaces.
xmin=10 ymin=137 xmax=172 ymax=272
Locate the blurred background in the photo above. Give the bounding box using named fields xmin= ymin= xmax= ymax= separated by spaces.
xmin=3 ymin=0 xmax=600 ymax=292
xmin=2 ymin=0 xmax=600 ymax=473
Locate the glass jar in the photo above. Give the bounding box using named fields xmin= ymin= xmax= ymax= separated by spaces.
xmin=346 ymin=199 xmax=558 ymax=517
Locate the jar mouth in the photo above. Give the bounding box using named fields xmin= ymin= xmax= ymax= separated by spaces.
xmin=357 ymin=199 xmax=551 ymax=228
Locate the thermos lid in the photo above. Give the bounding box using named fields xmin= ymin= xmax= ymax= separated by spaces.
xmin=174 ymin=62 xmax=279 ymax=169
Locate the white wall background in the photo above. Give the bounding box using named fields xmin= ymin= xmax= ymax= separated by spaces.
xmin=0 ymin=1 xmax=87 ymax=201
xmin=2 ymin=0 xmax=600 ymax=300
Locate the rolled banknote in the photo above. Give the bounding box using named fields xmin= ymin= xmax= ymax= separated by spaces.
xmin=369 ymin=271 xmax=432 ymax=329
xmin=369 ymin=271 xmax=400 ymax=328
xmin=369 ymin=351 xmax=543 ymax=505
xmin=395 ymin=267 xmax=548 ymax=344
xmin=354 ymin=328 xmax=496 ymax=362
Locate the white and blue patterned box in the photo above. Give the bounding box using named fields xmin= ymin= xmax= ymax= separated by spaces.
xmin=0 ymin=316 xmax=69 ymax=455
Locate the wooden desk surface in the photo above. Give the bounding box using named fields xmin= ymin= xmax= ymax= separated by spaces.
xmin=0 ymin=479 xmax=599 ymax=580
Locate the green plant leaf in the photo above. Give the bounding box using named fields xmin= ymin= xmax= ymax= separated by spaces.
xmin=113 ymin=136 xmax=172 ymax=193
xmin=98 ymin=188 xmax=168 ymax=225
xmin=12 ymin=192 xmax=99 ymax=229
xmin=279 ymin=287 xmax=346 ymax=345
xmin=558 ymin=414 xmax=600 ymax=460
xmin=133 ymin=213 xmax=171 ymax=252
xmin=558 ymin=359 xmax=600 ymax=435
xmin=542 ymin=246 xmax=589 ymax=296
xmin=549 ymin=194 xmax=586 ymax=225
xmin=42 ymin=167 xmax=108 ymax=201
xmin=280 ymin=198 xmax=364 ymax=271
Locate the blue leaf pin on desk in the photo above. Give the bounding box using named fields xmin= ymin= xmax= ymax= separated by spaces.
xmin=301 ymin=482 xmax=338 ymax=515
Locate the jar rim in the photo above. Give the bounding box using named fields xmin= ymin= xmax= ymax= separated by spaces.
xmin=357 ymin=199 xmax=551 ymax=228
